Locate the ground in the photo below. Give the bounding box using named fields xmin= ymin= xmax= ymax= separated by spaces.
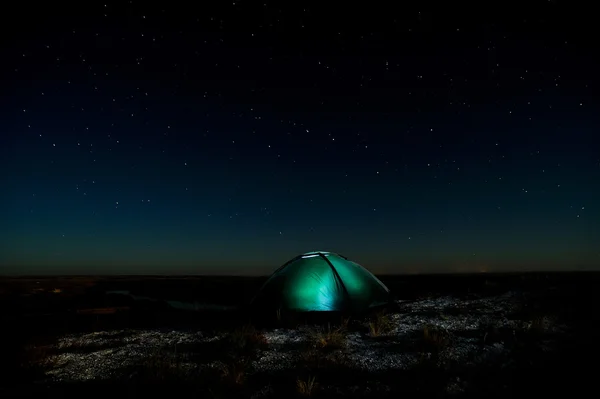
xmin=1 ymin=273 xmax=598 ymax=398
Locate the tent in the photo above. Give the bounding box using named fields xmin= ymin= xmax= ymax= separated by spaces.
xmin=250 ymin=251 xmax=391 ymax=313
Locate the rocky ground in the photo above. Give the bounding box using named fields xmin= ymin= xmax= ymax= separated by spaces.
xmin=21 ymin=291 xmax=572 ymax=398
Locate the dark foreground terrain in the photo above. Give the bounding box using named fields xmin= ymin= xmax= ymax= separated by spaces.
xmin=1 ymin=273 xmax=598 ymax=398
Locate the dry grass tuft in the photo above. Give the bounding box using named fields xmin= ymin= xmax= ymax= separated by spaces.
xmin=296 ymin=375 xmax=318 ymax=396
xmin=227 ymin=324 xmax=268 ymax=353
xmin=422 ymin=324 xmax=451 ymax=350
xmin=220 ymin=359 xmax=248 ymax=385
xmin=527 ymin=315 xmax=554 ymax=334
xmin=339 ymin=316 xmax=351 ymax=331
xmin=299 ymin=348 xmax=320 ymax=365
xmin=309 ymin=324 xmax=346 ymax=350
xmin=368 ymin=311 xmax=393 ymax=337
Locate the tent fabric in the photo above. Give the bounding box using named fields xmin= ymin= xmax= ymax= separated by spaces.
xmin=251 ymin=251 xmax=391 ymax=312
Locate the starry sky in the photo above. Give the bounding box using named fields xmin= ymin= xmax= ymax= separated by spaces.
xmin=1 ymin=1 xmax=599 ymax=275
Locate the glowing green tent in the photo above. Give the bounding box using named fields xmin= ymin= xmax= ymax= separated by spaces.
xmin=251 ymin=251 xmax=391 ymax=312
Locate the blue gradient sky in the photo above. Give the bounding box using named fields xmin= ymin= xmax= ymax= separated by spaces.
xmin=1 ymin=1 xmax=599 ymax=275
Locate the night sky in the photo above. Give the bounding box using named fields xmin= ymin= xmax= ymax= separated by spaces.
xmin=1 ymin=1 xmax=599 ymax=275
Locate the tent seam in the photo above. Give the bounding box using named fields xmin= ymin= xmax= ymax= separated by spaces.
xmin=318 ymin=253 xmax=352 ymax=307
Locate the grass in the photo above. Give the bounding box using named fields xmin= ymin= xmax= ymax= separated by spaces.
xmin=219 ymin=325 xmax=267 ymax=388
xmin=527 ymin=315 xmax=553 ymax=334
xmin=480 ymin=320 xmax=503 ymax=345
xmin=309 ymin=324 xmax=347 ymax=351
xmin=220 ymin=358 xmax=248 ymax=385
xmin=300 ymin=322 xmax=352 ymax=371
xmin=226 ymin=324 xmax=268 ymax=354
xmin=339 ymin=316 xmax=351 ymax=331
xmin=422 ymin=324 xmax=451 ymax=351
xmin=368 ymin=311 xmax=393 ymax=337
xmin=136 ymin=349 xmax=185 ymax=382
xmin=296 ymin=375 xmax=318 ymax=396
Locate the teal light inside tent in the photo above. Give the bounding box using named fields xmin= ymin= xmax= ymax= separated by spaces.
xmin=327 ymin=255 xmax=370 ymax=303
xmin=252 ymin=251 xmax=390 ymax=312
xmin=281 ymin=255 xmax=340 ymax=311
xmin=297 ymin=277 xmax=337 ymax=311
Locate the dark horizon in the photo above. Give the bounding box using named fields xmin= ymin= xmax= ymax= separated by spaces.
xmin=2 ymin=263 xmax=598 ymax=278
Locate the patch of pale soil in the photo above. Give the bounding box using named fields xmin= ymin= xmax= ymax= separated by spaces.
xmin=42 ymin=292 xmax=566 ymax=382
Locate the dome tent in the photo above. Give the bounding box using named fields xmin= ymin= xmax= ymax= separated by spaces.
xmin=250 ymin=251 xmax=391 ymax=313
